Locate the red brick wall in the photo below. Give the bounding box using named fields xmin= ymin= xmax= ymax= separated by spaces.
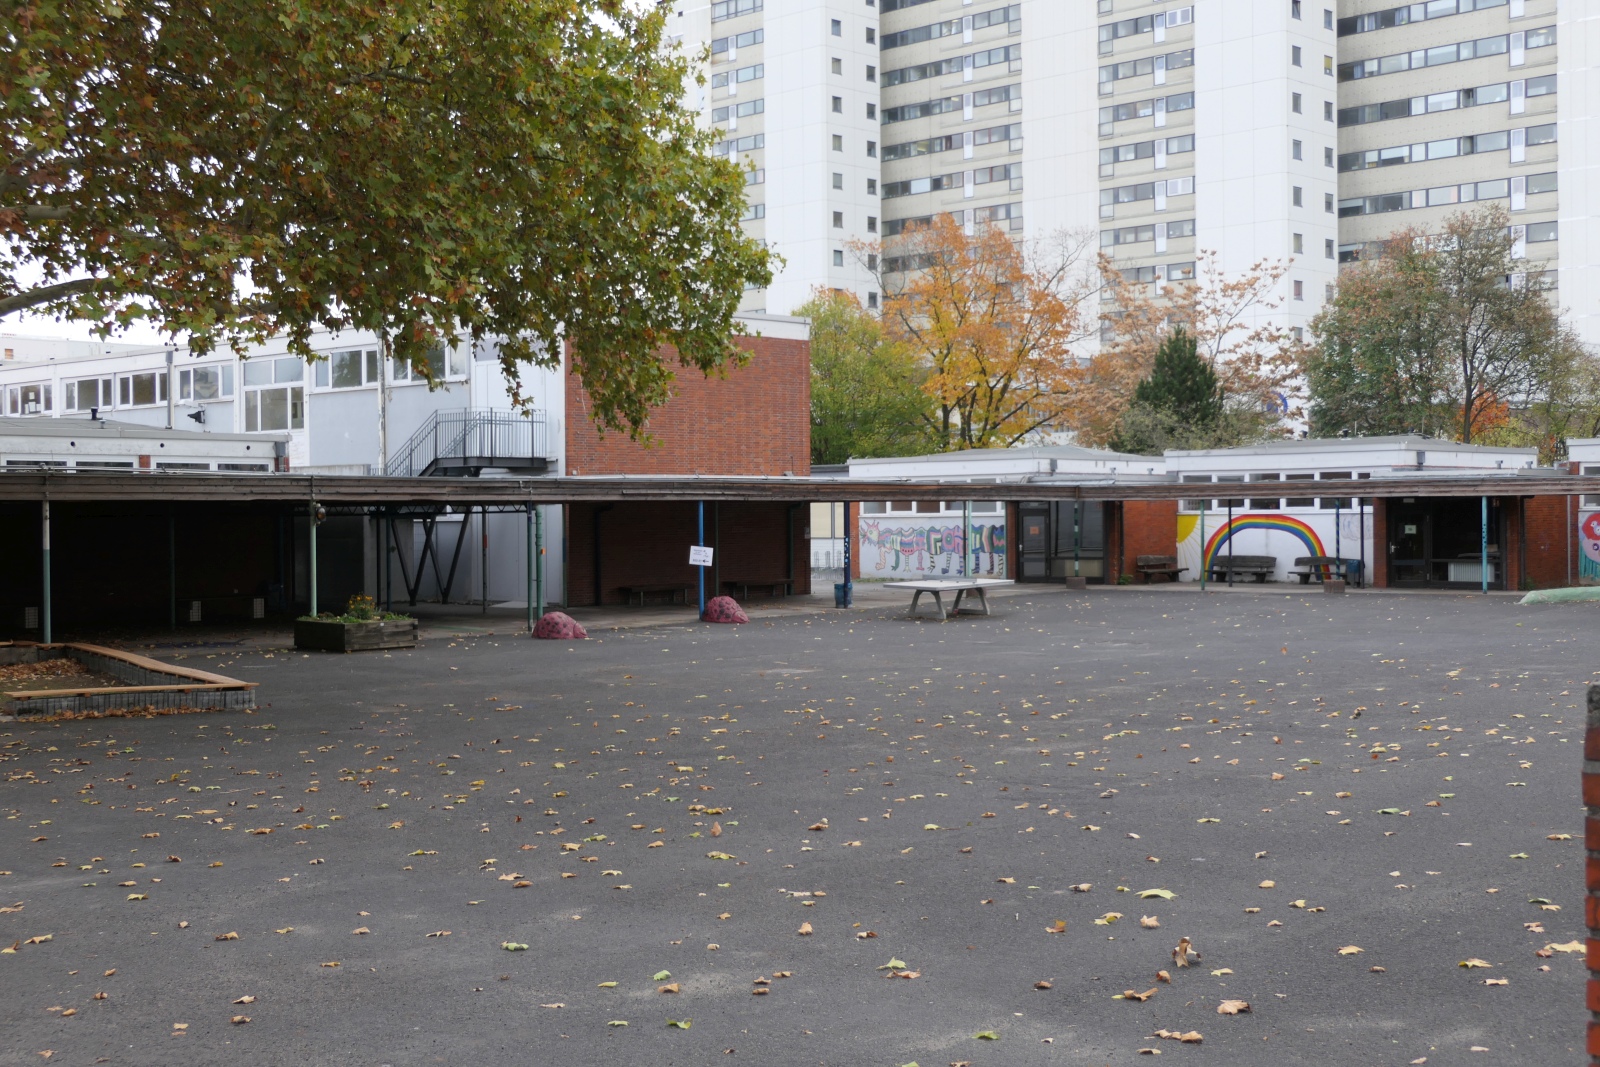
xmin=565 ymin=335 xmax=811 ymax=477
xmin=1523 ymin=493 xmax=1579 ymax=590
xmin=1371 ymin=498 xmax=1390 ymax=588
xmin=1120 ymin=500 xmax=1178 ymax=579
xmin=566 ymin=500 xmax=808 ymax=606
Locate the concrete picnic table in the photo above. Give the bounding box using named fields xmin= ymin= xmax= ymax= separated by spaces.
xmin=881 ymin=578 xmax=1015 ymax=619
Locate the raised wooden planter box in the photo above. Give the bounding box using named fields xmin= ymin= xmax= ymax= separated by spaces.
xmin=294 ymin=618 xmax=418 ymax=652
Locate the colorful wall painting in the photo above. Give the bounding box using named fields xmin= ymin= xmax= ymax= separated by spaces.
xmin=1176 ymin=512 xmax=1370 ymax=582
xmin=859 ymin=519 xmax=1007 ymax=578
xmin=1580 ymin=512 xmax=1600 ymax=583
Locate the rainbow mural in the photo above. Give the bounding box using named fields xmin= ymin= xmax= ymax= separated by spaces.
xmin=1200 ymin=514 xmax=1327 ymax=570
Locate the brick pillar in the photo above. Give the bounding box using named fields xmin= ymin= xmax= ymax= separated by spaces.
xmin=1587 ymin=684 xmax=1600 ymax=1062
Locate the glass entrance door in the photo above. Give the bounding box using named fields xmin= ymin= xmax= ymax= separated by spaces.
xmin=1019 ymin=503 xmax=1050 ymax=580
xmin=1389 ymin=506 xmax=1429 ymax=584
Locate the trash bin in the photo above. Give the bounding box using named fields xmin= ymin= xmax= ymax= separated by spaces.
xmin=834 ymin=582 xmax=853 ymax=608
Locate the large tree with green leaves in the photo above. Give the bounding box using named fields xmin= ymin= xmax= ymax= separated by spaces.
xmin=1109 ymin=326 xmax=1277 ymax=454
xmin=1 ymin=0 xmax=771 ymax=432
xmin=800 ymin=289 xmax=935 ymax=465
xmin=1307 ymin=206 xmax=1582 ymax=445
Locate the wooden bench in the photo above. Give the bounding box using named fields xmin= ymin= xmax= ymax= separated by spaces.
xmin=620 ymin=584 xmax=693 ymax=606
xmin=1136 ymin=554 xmax=1187 ymax=583
xmin=721 ymin=578 xmax=794 ymax=601
xmin=882 ymin=578 xmax=1015 ymax=619
xmin=1292 ymin=556 xmax=1364 ymax=586
xmin=1206 ymin=554 xmax=1277 ymax=583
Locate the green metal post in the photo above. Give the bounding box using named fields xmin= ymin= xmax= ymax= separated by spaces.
xmin=1481 ymin=495 xmax=1489 ymax=594
xmin=526 ymin=504 xmax=534 ymax=632
xmin=535 ymin=506 xmax=545 ymax=620
xmin=41 ymin=500 xmax=52 ymax=644
xmin=309 ymin=508 xmax=319 ymax=617
xmin=1199 ymin=503 xmax=1207 ymax=592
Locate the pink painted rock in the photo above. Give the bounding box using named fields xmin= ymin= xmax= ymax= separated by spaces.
xmin=533 ymin=611 xmax=588 ymax=639
xmin=701 ymin=595 xmax=749 ymax=624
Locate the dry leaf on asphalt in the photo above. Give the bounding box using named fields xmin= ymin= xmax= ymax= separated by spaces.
xmin=1337 ymin=946 xmax=1364 ymax=956
xmin=1217 ymin=1000 xmax=1251 ymax=1014
xmin=1119 ymin=988 xmax=1157 ymax=1002
xmin=797 ymin=923 xmax=813 ymax=936
xmin=1140 ymin=916 xmax=1160 ymax=929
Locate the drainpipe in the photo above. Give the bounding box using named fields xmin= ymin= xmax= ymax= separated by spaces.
xmin=40 ymin=498 xmax=52 ymax=644
xmin=165 ymin=347 xmax=175 ymax=430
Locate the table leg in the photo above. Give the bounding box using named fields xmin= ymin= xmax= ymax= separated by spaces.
xmin=909 ymin=590 xmax=923 ymax=617
xmin=931 ymin=591 xmax=944 ymax=619
xmin=977 ymin=587 xmax=990 ymax=615
xmin=950 ymin=590 xmax=965 ymax=616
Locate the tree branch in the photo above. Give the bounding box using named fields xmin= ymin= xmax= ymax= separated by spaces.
xmin=0 ymin=277 xmax=102 ymax=317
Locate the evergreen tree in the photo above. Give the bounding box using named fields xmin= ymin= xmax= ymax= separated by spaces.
xmin=1132 ymin=328 xmax=1221 ymax=427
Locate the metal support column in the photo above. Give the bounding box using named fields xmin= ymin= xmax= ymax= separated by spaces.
xmin=535 ymin=506 xmax=545 ymax=620
xmin=526 ymin=504 xmax=535 ymax=631
xmin=962 ymin=502 xmax=971 ymax=578
xmin=1481 ymin=495 xmax=1489 ymax=594
xmin=1226 ymin=501 xmax=1234 ymax=587
xmin=309 ymin=506 xmax=319 ymax=617
xmin=843 ymin=501 xmax=853 ymax=606
xmin=481 ymin=507 xmax=489 ymax=614
xmin=1335 ymin=498 xmax=1342 ymax=574
xmin=41 ymin=500 xmax=52 ymax=644
xmin=1199 ymin=503 xmax=1207 ymax=592
xmin=168 ymin=510 xmax=177 ymax=629
xmin=698 ymin=501 xmax=706 ymax=617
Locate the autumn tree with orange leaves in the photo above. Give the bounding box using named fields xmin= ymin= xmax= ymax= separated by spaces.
xmin=872 ymin=214 xmax=1097 ymax=450
xmin=1072 ymin=251 xmax=1304 ymax=450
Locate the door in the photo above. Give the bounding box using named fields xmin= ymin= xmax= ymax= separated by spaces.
xmin=1020 ymin=503 xmax=1050 ymax=580
xmin=1388 ymin=506 xmax=1429 ymax=584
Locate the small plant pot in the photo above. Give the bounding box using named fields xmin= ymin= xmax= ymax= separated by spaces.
xmin=1063 ymin=576 xmax=1088 ymax=590
xmin=294 ymin=618 xmax=418 ymax=652
xmin=1322 ymin=580 xmax=1347 ymax=594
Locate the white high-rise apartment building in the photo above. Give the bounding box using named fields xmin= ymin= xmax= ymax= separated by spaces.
xmin=670 ymin=0 xmax=1599 ymax=346
xmin=671 ymin=0 xmax=883 ymax=316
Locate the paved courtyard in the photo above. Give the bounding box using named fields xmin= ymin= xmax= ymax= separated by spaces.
xmin=0 ymin=588 xmax=1592 ymax=1066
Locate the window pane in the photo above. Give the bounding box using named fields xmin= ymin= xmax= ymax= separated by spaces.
xmin=260 ymin=386 xmax=288 ymax=431
xmin=242 ymin=361 xmax=273 ymax=387
xmin=331 ymin=350 xmax=363 ymax=388
xmin=193 ymin=366 xmax=222 ymax=400
xmin=290 ymin=387 xmax=304 ymax=429
xmin=448 ymin=345 xmax=469 ymax=378
xmin=366 ymin=350 xmax=380 ymax=382
xmin=274 ymin=357 xmax=303 ymax=383
xmin=245 ymin=392 xmax=259 ymax=431
xmin=132 ymin=373 xmax=157 ymax=406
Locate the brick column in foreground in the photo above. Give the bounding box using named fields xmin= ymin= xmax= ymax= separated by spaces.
xmin=1585 ymin=685 xmax=1600 ymax=1061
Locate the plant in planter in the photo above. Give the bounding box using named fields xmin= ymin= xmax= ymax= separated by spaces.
xmin=295 ymin=594 xmax=418 ymax=652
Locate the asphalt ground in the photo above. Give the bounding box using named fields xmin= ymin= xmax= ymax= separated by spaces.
xmin=0 ymin=588 xmax=1592 ymax=1067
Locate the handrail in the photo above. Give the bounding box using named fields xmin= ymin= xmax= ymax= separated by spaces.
xmin=384 ymin=409 xmax=549 ymax=477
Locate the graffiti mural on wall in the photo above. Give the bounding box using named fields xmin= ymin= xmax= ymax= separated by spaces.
xmin=1580 ymin=513 xmax=1600 ymax=583
xmin=860 ymin=520 xmax=1008 ymax=578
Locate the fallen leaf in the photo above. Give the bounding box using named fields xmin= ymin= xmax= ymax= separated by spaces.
xmin=607 ymin=1020 xmax=628 ymax=1028
xmin=1338 ymin=946 xmax=1364 ymax=956
xmin=1120 ymin=988 xmax=1157 ymax=1002
xmin=797 ymin=923 xmax=813 ymax=936
xmin=426 ymin=930 xmax=451 ymax=938
xmin=1138 ymin=889 xmax=1176 ymax=900
xmin=658 ymin=983 xmax=680 ymax=994
xmin=1546 ymin=941 xmax=1584 ymax=954
xmin=1217 ymin=1000 xmax=1251 ymax=1014
xmin=653 ymin=970 xmax=672 ymax=981
xmin=230 ymin=1015 xmax=251 ymax=1025
xmin=1210 ymin=968 xmax=1233 ymax=976
xmin=214 ymin=932 xmax=239 ymax=942
xmin=1045 ymin=919 xmax=1067 ymax=934
xmin=1258 ymin=880 xmax=1276 ymax=889
xmin=501 ymin=942 xmax=528 ymax=952
xmin=975 ymin=1031 xmax=999 ymax=1041
xmin=1140 ymin=916 xmax=1161 ymax=929
xmin=667 ymin=1018 xmax=692 ymax=1029
xmin=1034 ymin=980 xmax=1053 ymax=990
xmin=1155 ymin=970 xmax=1171 ymax=983
xmin=1482 ymin=977 xmax=1508 ymax=986
xmin=1458 ymin=958 xmax=1493 ymax=969
xmin=232 ymin=996 xmax=256 ymax=1005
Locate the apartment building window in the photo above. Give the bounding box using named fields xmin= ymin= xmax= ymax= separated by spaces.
xmin=1324 ymin=9 xmax=1333 ymax=29
xmin=1324 ymin=146 xmax=1334 ymax=166
xmin=1292 ymin=139 xmax=1303 ymax=159
xmin=867 ymin=140 xmax=877 ymax=157
xmin=117 ymin=370 xmax=168 ymax=407
xmin=241 ymin=356 xmax=304 ymax=432
xmin=867 ymin=292 xmax=879 ymax=309
xmin=1325 ymin=192 xmax=1334 ymax=212
xmin=866 ymin=28 xmax=876 ymax=44
xmin=1291 ymin=45 xmax=1302 ymax=66
xmin=831 ymin=18 xmax=842 ymax=35
xmin=1293 ymin=185 xmax=1303 ymax=206
xmin=64 ymin=376 xmax=112 ymax=413
xmin=1325 ymin=238 xmax=1335 ymax=259
xmin=179 ymin=363 xmax=236 ymax=400
xmin=867 ymin=178 xmax=878 ymax=195
xmin=1324 ymin=100 xmax=1333 ymax=121
xmin=6 ymin=382 xmax=52 ymax=415
xmin=866 ymin=65 xmax=876 ymax=82
xmin=833 ymin=250 xmax=845 ymax=266
xmin=867 ymin=253 xmax=879 ymax=271
xmin=833 ymin=134 xmax=844 ymax=151
xmin=832 ymin=57 xmax=842 ymax=74
xmin=314 ymin=349 xmax=380 ymax=389
xmin=1293 ymin=280 xmax=1304 ymax=300
xmin=833 ymin=172 xmax=844 ymax=189
xmin=867 ymin=216 xmax=878 ymax=233
xmin=1324 ymin=55 xmax=1332 ymax=75
xmin=833 ymin=211 xmax=845 ymax=228
xmin=866 ymin=102 xmax=876 ymax=119
xmin=1293 ymin=233 xmax=1304 ymax=254
xmin=833 ymin=95 xmax=843 ymax=113
xmin=1291 ymin=0 xmax=1301 ymax=18
xmin=1292 ymin=92 xmax=1302 ymax=113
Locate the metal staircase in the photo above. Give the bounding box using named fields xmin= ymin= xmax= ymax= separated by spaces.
xmin=385 ymin=409 xmax=551 ymax=478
